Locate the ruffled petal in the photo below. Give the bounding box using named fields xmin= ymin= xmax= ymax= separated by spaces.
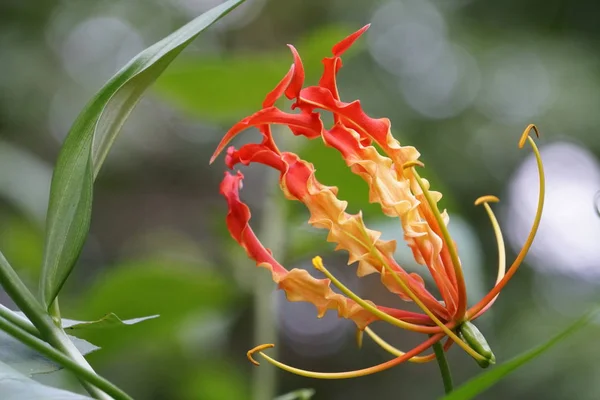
xmin=227 ymin=144 xmax=448 ymax=318
xmin=221 ymin=171 xmax=406 ymax=329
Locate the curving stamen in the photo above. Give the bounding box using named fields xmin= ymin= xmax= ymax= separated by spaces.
xmin=470 ymin=195 xmax=506 ymax=319
xmin=248 ymin=343 xmax=275 ymax=366
xmin=370 ymin=249 xmax=487 ymax=362
xmin=364 ymin=327 xmax=436 ymax=363
xmin=518 ymin=124 xmax=539 ymax=148
xmin=409 ymin=167 xmax=468 ymax=320
xmin=312 ymin=256 xmax=442 ymax=334
xmin=246 ymin=334 xmax=445 ymax=379
xmin=401 ymin=160 xmax=425 ymax=169
xmin=467 ymin=125 xmax=545 ymax=319
xmin=350 ymin=225 xmax=488 ymax=362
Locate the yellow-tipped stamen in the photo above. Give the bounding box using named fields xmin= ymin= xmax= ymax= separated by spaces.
xmin=350 ymin=225 xmax=488 ymax=362
xmin=472 ymin=195 xmax=506 ymax=318
xmin=311 ymin=256 xmax=441 ymax=334
xmin=474 ymin=195 xmax=500 ymax=206
xmin=248 ymin=343 xmax=275 ymax=366
xmin=368 ymin=248 xmax=487 ymax=362
xmin=467 ymin=125 xmax=545 ymax=319
xmin=246 ymin=334 xmax=445 ymax=379
xmin=409 ymin=166 xmax=468 ymax=320
xmin=364 ymin=327 xmax=435 ymax=363
xmin=401 ymin=160 xmax=425 ymax=169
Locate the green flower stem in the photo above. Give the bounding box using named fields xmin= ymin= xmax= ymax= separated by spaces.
xmin=0 ymin=303 xmax=40 ymax=338
xmin=0 ymin=316 xmax=133 ymax=400
xmin=432 ymin=338 xmax=453 ymax=394
xmin=252 ymin=123 xmax=292 ymax=400
xmin=0 ymin=251 xmax=111 ymax=399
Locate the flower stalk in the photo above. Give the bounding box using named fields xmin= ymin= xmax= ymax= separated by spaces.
xmin=432 ymin=336 xmax=453 ymax=394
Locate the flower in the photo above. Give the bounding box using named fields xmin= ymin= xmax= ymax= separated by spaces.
xmin=210 ymin=25 xmax=545 ymax=378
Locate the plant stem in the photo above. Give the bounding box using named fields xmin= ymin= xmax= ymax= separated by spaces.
xmin=0 ymin=316 xmax=133 ymax=400
xmin=0 ymin=251 xmax=111 ymax=399
xmin=0 ymin=251 xmax=54 ymax=338
xmin=0 ymin=303 xmax=41 ymax=338
xmin=432 ymin=338 xmax=453 ymax=394
xmin=252 ymin=124 xmax=292 ymax=400
xmin=253 ymin=165 xmax=287 ymax=400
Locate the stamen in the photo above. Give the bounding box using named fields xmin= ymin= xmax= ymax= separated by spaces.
xmin=248 ymin=343 xmax=275 ymax=366
xmin=474 ymin=195 xmax=500 ymax=206
xmin=518 ymin=124 xmax=539 ymax=148
xmin=349 ymin=226 xmax=488 ymax=362
xmin=246 ymin=334 xmax=445 ymax=379
xmin=409 ymin=166 xmax=468 ymax=320
xmin=467 ymin=125 xmax=545 ymax=319
xmin=470 ymin=196 xmax=506 ymax=319
xmin=364 ymin=327 xmax=435 ymax=363
xmin=356 ymin=328 xmax=364 ymax=349
xmin=312 ymin=256 xmax=441 ymax=334
xmin=401 ymin=160 xmax=425 ymax=169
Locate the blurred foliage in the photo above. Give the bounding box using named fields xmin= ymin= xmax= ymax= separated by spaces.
xmin=155 ymin=24 xmax=365 ymax=123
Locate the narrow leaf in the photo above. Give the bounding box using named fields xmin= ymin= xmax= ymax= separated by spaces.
xmin=0 ymin=361 xmax=91 ymax=399
xmin=39 ymin=0 xmax=245 ymax=308
xmin=63 ymin=313 xmax=159 ymax=333
xmin=442 ymin=310 xmax=597 ymax=400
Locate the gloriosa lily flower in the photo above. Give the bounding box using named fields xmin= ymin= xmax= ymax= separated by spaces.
xmin=210 ymin=25 xmax=545 ymax=378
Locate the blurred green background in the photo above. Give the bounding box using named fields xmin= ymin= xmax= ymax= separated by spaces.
xmin=2 ymin=0 xmax=600 ymax=399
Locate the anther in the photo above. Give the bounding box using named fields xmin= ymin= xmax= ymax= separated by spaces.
xmin=401 ymin=160 xmax=425 ymax=169
xmin=519 ymin=124 xmax=540 ymax=149
xmin=247 ymin=343 xmax=275 ymax=366
xmin=474 ymin=195 xmax=500 ymax=206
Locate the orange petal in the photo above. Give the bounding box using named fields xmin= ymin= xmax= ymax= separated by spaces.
xmin=220 ymin=171 xmax=426 ymax=329
xmin=226 ymin=145 xmax=447 ymax=318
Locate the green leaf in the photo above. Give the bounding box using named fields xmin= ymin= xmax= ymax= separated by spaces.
xmin=39 ymin=0 xmax=245 ymax=308
xmin=63 ymin=313 xmax=159 ymax=334
xmin=274 ymin=389 xmax=315 ymax=400
xmin=0 ymin=361 xmax=90 ymax=399
xmin=0 ymin=319 xmax=98 ymax=376
xmin=442 ymin=310 xmax=597 ymax=400
xmin=63 ymin=259 xmax=236 ymax=350
xmin=155 ymin=25 xmax=365 ymax=123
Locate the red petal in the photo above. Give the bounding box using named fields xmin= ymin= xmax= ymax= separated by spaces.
xmin=263 ymin=64 xmax=295 ymax=108
xmin=210 ymin=107 xmax=323 ymax=164
xmin=332 ymin=24 xmax=370 ymax=57
xmin=285 ymin=45 xmax=305 ymax=101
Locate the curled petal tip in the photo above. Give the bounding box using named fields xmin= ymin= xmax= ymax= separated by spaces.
xmin=519 ymin=124 xmax=540 ymax=149
xmin=247 ymin=343 xmax=275 ymax=366
xmin=474 ymin=195 xmax=500 ymax=206
xmin=401 ymin=160 xmax=424 ymax=169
